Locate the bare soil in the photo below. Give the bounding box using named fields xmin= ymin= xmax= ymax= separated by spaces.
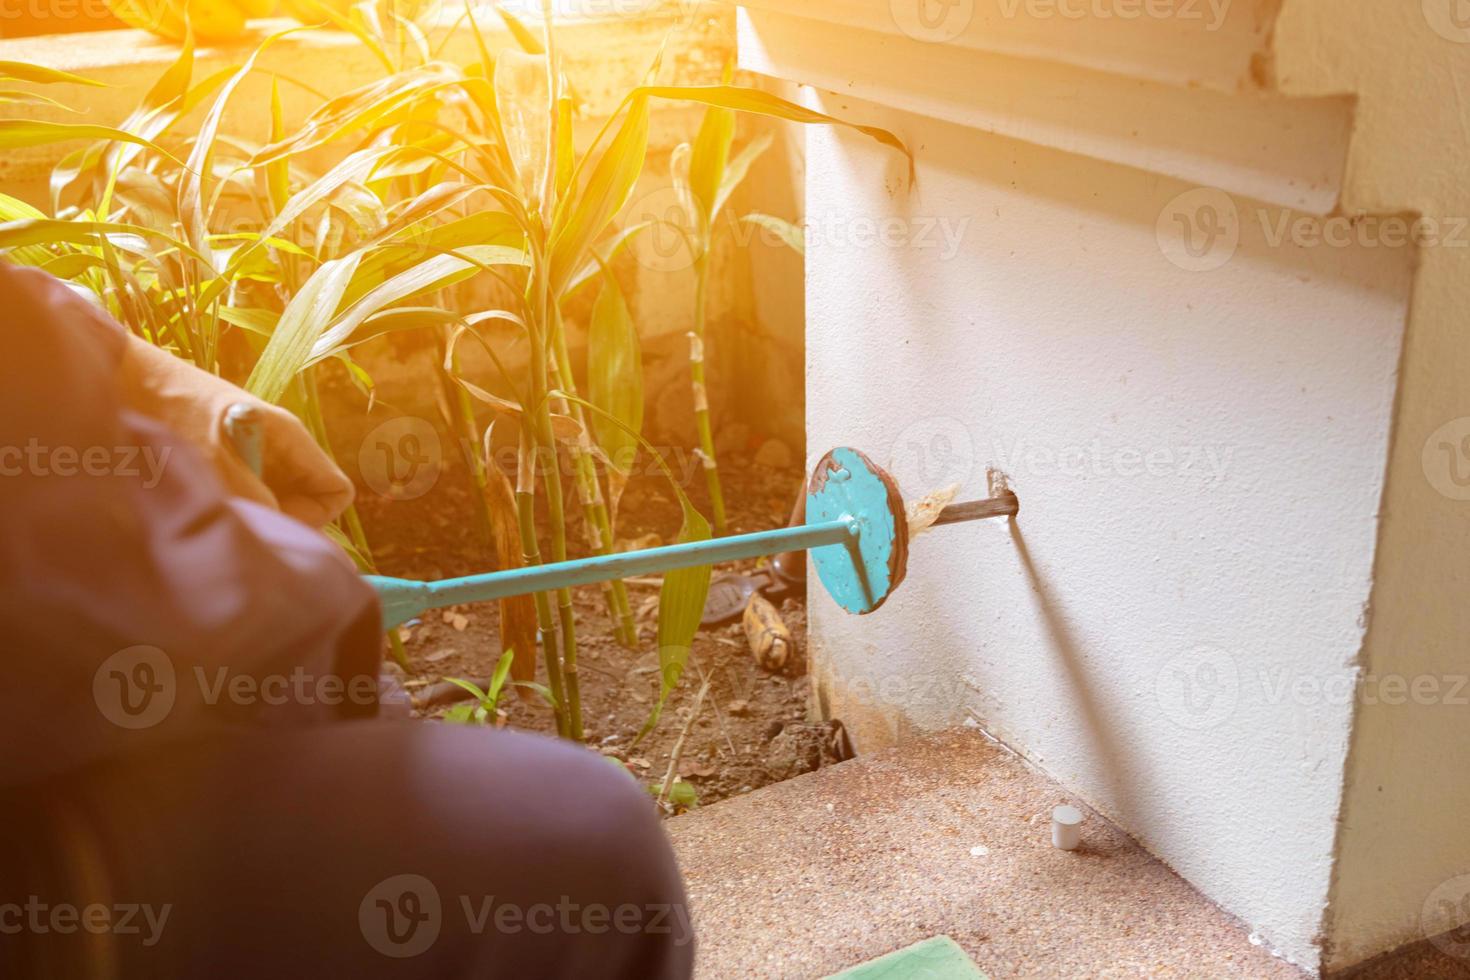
xmin=354 ymin=444 xmax=846 ymax=810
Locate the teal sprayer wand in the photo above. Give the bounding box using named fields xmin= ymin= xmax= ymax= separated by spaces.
xmin=224 ymin=406 xmax=1018 ymax=628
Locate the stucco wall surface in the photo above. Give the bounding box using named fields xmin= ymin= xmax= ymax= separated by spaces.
xmin=736 ymin=0 xmax=1459 ymax=971
xmin=1268 ymin=1 xmax=1470 ymax=972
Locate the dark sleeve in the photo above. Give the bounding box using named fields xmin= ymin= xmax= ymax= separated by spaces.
xmin=0 ymin=265 xmax=383 ymax=787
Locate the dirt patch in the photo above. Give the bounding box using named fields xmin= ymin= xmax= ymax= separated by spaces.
xmin=354 ymin=441 xmax=845 ymax=809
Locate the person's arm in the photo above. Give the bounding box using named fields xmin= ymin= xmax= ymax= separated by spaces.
xmin=0 ymin=266 xmax=382 ymax=787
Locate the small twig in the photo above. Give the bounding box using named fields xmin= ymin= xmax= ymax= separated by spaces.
xmin=578 ymin=661 xmax=623 ymax=683
xmin=694 ymin=656 xmax=738 ymax=757
xmin=658 ymin=675 xmax=711 ymax=810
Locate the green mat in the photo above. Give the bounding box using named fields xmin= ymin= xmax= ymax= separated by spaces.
xmin=823 ymin=936 xmax=989 ymax=980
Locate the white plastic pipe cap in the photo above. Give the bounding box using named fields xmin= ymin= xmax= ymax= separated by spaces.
xmin=1052 ymin=805 xmax=1084 ymax=851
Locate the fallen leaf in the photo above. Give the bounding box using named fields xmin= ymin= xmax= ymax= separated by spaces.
xmin=426 ymin=650 xmax=453 ymax=663
xmin=397 ymin=627 xmax=413 ymax=643
xmin=726 ymin=699 xmax=751 ymax=717
xmin=451 ymin=613 xmax=470 ymax=631
xmin=628 ymin=757 xmax=652 ymax=770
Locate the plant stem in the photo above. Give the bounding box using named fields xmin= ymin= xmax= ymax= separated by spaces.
xmin=515 ymin=480 xmax=567 ymax=736
xmin=300 ymin=370 xmax=411 ymax=672
xmin=527 ymin=256 xmax=582 ymax=741
xmin=690 ymin=252 xmax=727 ymax=535
xmin=548 ymin=308 xmax=639 ymax=648
xmin=438 ymin=334 xmax=501 ymax=559
xmin=529 ymin=335 xmax=582 ymax=740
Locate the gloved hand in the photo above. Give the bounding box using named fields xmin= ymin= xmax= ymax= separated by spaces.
xmin=118 ymin=335 xmax=354 ymax=528
xmin=105 ymin=0 xmax=275 ymax=41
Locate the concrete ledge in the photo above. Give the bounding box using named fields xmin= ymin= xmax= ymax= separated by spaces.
xmin=669 ymin=728 xmax=1308 ymax=978
xmin=0 ymin=6 xmax=731 ymax=198
xmin=736 ymin=5 xmax=1351 ymax=213
xmin=731 ymin=0 xmax=1282 ymax=94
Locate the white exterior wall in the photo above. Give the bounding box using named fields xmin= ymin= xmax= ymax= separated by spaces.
xmin=1269 ymin=1 xmax=1470 ymax=972
xmin=735 ymin=0 xmax=1467 ymax=971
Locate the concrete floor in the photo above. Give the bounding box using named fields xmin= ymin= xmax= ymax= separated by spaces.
xmin=667 ymin=728 xmax=1464 ymax=979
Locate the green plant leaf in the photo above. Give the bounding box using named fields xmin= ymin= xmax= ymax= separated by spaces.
xmin=741 ymin=212 xmax=805 ymax=255
xmin=511 ymin=680 xmax=557 ymax=707
xmin=322 ymin=522 xmax=374 ymax=570
xmin=0 ymin=193 xmax=54 ymax=267
xmin=549 ymin=95 xmax=649 ymax=293
xmin=495 ymin=4 xmax=545 ymax=54
xmin=245 ymin=252 xmax=364 ymax=404
xmin=445 ymin=676 xmax=491 ymax=703
xmin=0 ymin=217 xmax=196 ymax=262
xmin=0 ymin=121 xmax=173 ymax=157
xmin=0 ymin=89 xmax=80 ymax=111
xmin=307 ymin=244 xmax=528 ymax=365
xmin=443 ymin=703 xmax=479 ymax=724
xmin=587 ymin=271 xmax=643 ymax=474
xmin=644 ymin=496 xmax=712 ymax=737
xmin=267 ymin=77 xmax=289 ymax=215
xmin=0 ymin=61 xmax=105 ymax=87
xmin=285 ymin=0 xmax=393 ymax=73
xmin=252 ymin=62 xmax=463 ymax=165
xmin=688 ymin=100 xmax=734 ymax=221
xmin=636 ymin=84 xmax=914 ymax=185
xmin=713 ymin=131 xmax=772 ymax=221
xmin=554 ymin=91 xmax=574 ymax=201
xmin=217 ymin=306 xmax=280 ymax=337
xmin=652 ymin=779 xmax=699 ymax=808
xmin=178 ymin=31 xmax=298 ymax=263
xmin=37 ymin=252 xmax=107 ymax=279
xmin=558 ymin=220 xmax=648 ymax=301
xmin=486 ymin=649 xmax=516 ymax=703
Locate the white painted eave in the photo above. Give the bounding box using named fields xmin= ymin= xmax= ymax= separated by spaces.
xmin=735 ymin=0 xmax=1285 ymax=93
xmin=732 ymin=1 xmax=1351 ymax=214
